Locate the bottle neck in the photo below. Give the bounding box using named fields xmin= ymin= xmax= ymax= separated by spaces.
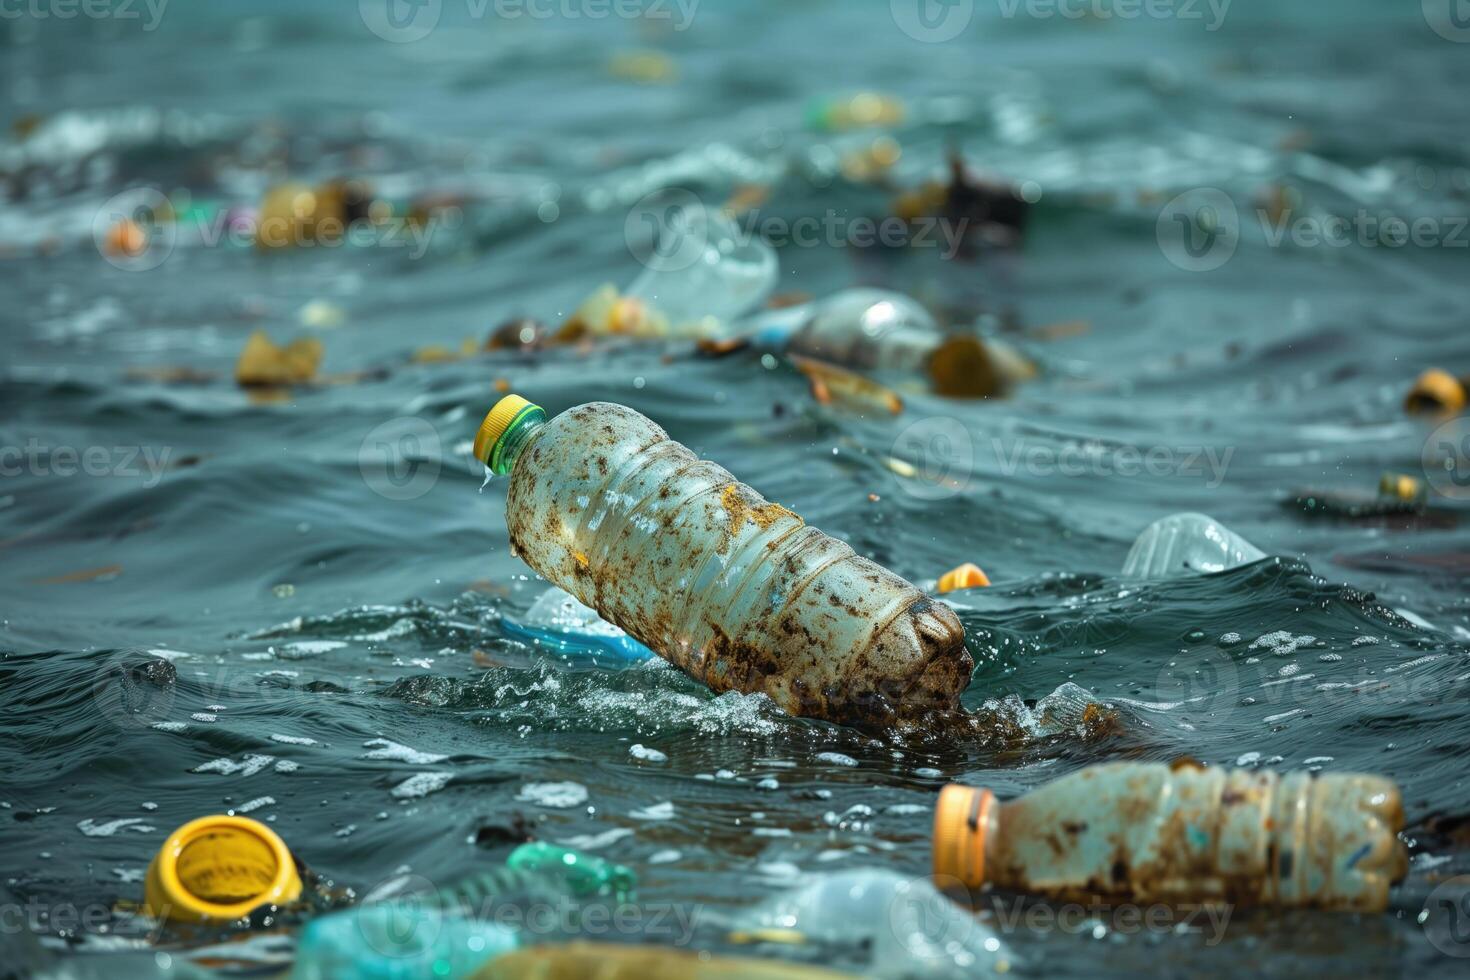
xmin=489 ymin=415 xmax=545 ymax=475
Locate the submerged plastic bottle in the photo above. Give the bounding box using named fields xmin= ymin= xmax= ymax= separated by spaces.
xmin=500 ymin=586 xmax=655 ymax=665
xmin=932 ymin=762 xmax=1407 ymax=911
xmin=1120 ymin=512 xmax=1265 ymax=579
xmin=503 ymin=843 xmax=636 ymax=901
xmin=474 ymin=395 xmax=972 ymax=727
xmin=748 ymin=289 xmax=1033 ymax=399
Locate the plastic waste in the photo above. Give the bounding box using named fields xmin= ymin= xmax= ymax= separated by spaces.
xmin=1405 ymin=368 xmax=1465 ymax=417
xmin=726 ymin=869 xmax=1013 ymax=978
xmin=291 ymin=901 xmax=517 ymax=980
xmin=236 ymin=331 xmax=324 ymax=387
xmin=503 ymin=842 xmax=637 ymax=901
xmin=471 ymin=942 xmax=854 ymax=979
xmin=933 ymin=761 xmax=1408 ymax=911
xmin=1379 ymin=471 xmax=1427 ymax=505
xmin=748 ymin=289 xmax=1034 ymax=399
xmin=1120 ymin=512 xmax=1265 ymax=579
xmin=936 ymin=562 xmax=990 ymax=594
xmin=473 ymin=395 xmax=971 ymax=727
xmin=500 ymin=586 xmax=655 ymax=665
xmin=144 ymin=815 xmax=302 ymax=924
xmin=623 ymin=201 xmax=778 ymax=339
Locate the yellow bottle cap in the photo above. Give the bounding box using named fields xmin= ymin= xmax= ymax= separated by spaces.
xmin=1405 ymin=368 xmax=1466 ymax=417
xmin=932 ymin=784 xmax=993 ymax=889
xmin=474 ymin=394 xmax=543 ymax=467
xmin=143 ymin=815 xmax=302 ymax=923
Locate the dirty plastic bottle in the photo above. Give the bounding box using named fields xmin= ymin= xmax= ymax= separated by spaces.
xmin=726 ymin=869 xmax=1012 ymax=978
xmin=932 ymin=762 xmax=1407 ymax=911
xmin=503 ymin=843 xmax=636 ymax=901
xmin=1120 ymin=512 xmax=1265 ymax=579
xmin=473 ymin=395 xmax=972 ymax=727
xmin=291 ymin=902 xmax=518 ymax=980
xmin=747 ymin=289 xmax=1032 ymax=399
xmin=500 ymin=586 xmax=655 ymax=665
xmin=473 ymin=942 xmax=854 ymax=979
xmin=625 ymin=201 xmax=778 ymax=338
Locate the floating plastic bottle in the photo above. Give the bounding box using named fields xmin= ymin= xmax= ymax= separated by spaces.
xmin=726 ymin=869 xmax=1012 ymax=978
xmin=748 ymin=289 xmax=1033 ymax=399
xmin=473 ymin=395 xmax=971 ymax=727
xmin=471 ymin=942 xmax=854 ymax=979
xmin=933 ymin=762 xmax=1407 ymax=911
xmin=500 ymin=586 xmax=655 ymax=665
xmin=503 ymin=843 xmax=637 ymax=901
xmin=291 ymin=902 xmax=517 ymax=980
xmin=1120 ymin=512 xmax=1265 ymax=579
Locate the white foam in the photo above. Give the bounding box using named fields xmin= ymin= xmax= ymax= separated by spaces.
xmin=630 ymin=801 xmax=675 ymax=821
xmin=516 ymin=781 xmax=588 ymax=808
xmin=270 ymin=734 xmax=317 ymax=745
xmin=362 ymin=738 xmax=447 ymax=764
xmin=815 ymin=752 xmax=858 ymax=767
xmin=391 ymin=772 xmax=453 ymax=799
xmin=629 ymin=743 xmax=667 ymax=763
xmin=236 ymin=796 xmax=275 ymax=814
xmin=77 ymin=818 xmax=154 ymax=837
xmin=192 ymin=754 xmax=276 ymax=777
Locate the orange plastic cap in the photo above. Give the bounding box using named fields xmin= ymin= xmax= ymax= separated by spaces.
xmin=1405 ymin=368 xmax=1465 ymax=417
xmin=937 ymin=562 xmax=990 ymax=594
xmin=932 ymin=784 xmax=993 ymax=889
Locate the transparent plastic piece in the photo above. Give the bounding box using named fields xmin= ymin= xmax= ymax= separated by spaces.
xmin=501 ymin=402 xmax=970 ymax=726
xmin=625 ymin=202 xmax=777 ymax=338
xmin=1121 ymin=512 xmax=1265 ymax=579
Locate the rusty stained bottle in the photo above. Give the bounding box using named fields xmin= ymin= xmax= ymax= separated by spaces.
xmin=473 ymin=395 xmax=972 ymax=728
xmin=932 ymin=761 xmax=1408 ymax=911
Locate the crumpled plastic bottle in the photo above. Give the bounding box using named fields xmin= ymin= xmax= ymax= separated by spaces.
xmin=1120 ymin=512 xmax=1265 ymax=579
xmin=722 ymin=869 xmax=1013 ymax=978
xmin=500 ymin=585 xmax=655 ymax=665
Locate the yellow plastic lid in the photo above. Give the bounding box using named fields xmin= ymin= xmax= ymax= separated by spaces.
xmin=143 ymin=815 xmax=302 ymax=923
xmin=474 ymin=394 xmax=543 ymax=466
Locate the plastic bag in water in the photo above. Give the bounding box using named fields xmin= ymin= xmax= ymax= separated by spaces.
xmin=730 ymin=869 xmax=1013 ymax=978
xmin=500 ymin=586 xmax=655 ymax=665
xmin=1120 ymin=512 xmax=1264 ymax=579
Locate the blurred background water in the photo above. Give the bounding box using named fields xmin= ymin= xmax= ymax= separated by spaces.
xmin=3 ymin=0 xmax=1470 ymax=975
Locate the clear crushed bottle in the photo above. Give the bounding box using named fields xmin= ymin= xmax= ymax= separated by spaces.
xmin=932 ymin=761 xmax=1408 ymax=911
xmin=1120 ymin=512 xmax=1265 ymax=579
xmin=473 ymin=395 xmax=972 ymax=727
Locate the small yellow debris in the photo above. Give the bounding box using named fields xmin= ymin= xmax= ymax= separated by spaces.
xmin=937 ymin=562 xmax=990 ymax=594
xmin=609 ymin=49 xmax=676 ymax=83
xmin=412 ymin=345 xmax=459 ymax=364
xmin=235 ymin=331 xmax=323 ymax=387
xmin=1405 ymin=368 xmax=1466 ymax=418
xmin=103 ymin=218 xmax=148 ymax=258
xmin=573 ymin=552 xmax=590 ymax=569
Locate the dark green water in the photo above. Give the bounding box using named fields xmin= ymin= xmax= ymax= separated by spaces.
xmin=4 ymin=1 xmax=1470 ymax=976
